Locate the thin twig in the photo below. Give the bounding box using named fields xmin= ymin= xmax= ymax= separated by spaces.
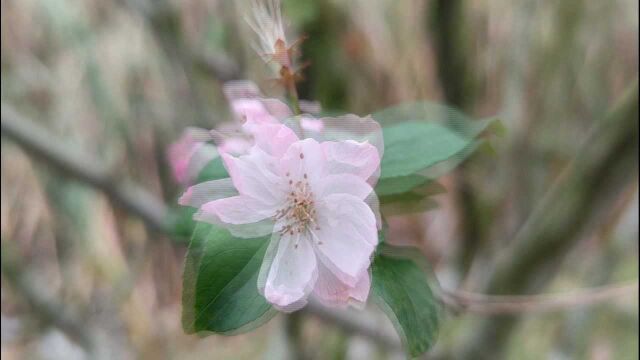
xmin=436 ymin=281 xmax=638 ymax=315
xmin=1 ymin=104 xmax=170 ymax=234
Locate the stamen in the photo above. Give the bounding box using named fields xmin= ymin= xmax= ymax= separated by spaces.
xmin=275 ymin=173 xmax=318 ymax=246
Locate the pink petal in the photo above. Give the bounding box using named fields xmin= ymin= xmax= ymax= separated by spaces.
xmin=244 ymin=122 xmax=299 ymax=158
xmin=167 ymin=128 xmax=216 ymax=186
xmin=279 ymin=138 xmax=326 ymax=184
xmin=231 ymin=98 xmax=278 ymax=124
xmin=220 ymin=148 xmax=286 ymax=206
xmin=195 ymin=195 xmax=275 ymax=225
xmin=313 ymin=262 xmax=370 ymax=308
xmin=263 ymin=233 xmax=318 ymax=311
xmin=312 ymin=194 xmax=377 ymax=287
xmin=322 ymin=140 xmax=381 ymax=184
xmin=319 ymin=114 xmax=384 ymax=160
xmin=300 ymin=117 xmax=325 ymax=133
xmin=317 ymin=173 xmax=373 ymax=200
xmin=217 ymin=137 xmax=252 ymax=155
xmin=260 ymin=99 xmax=293 ymax=120
xmin=178 ymin=178 xmax=237 ymax=208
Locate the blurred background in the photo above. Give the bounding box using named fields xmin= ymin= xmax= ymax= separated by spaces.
xmin=1 ymin=0 xmax=638 ymax=359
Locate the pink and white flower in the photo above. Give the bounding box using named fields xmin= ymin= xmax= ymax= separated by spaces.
xmin=167 ymin=128 xmax=218 ymax=186
xmin=167 ymin=81 xmax=294 ymax=186
xmin=180 ymin=118 xmax=383 ymax=311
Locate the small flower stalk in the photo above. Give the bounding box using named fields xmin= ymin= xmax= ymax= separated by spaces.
xmin=246 ymin=0 xmax=308 ymax=112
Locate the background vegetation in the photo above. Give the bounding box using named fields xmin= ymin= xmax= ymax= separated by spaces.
xmin=1 ymin=0 xmax=638 ymax=358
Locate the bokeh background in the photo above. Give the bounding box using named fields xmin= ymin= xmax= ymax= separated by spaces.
xmin=1 ymin=0 xmax=638 ymax=359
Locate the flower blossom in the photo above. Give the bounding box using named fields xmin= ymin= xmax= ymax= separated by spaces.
xmin=167 ymin=81 xmax=295 ymax=186
xmin=167 ymin=128 xmax=218 ymax=186
xmin=180 ymin=113 xmax=384 ymax=311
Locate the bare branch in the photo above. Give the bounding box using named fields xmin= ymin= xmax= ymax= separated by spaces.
xmin=1 ymin=104 xmax=170 ymax=234
xmin=436 ymin=281 xmax=638 ymax=315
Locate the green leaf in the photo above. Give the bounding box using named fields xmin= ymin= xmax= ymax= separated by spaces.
xmin=380 ymin=121 xmax=469 ymax=179
xmin=380 ymin=194 xmax=439 ymax=217
xmin=196 ymin=157 xmax=229 ymax=183
xmin=170 ymin=206 xmax=198 ymax=243
xmin=371 ymin=253 xmax=441 ymax=357
xmin=182 ymin=223 xmax=275 ymax=335
xmin=171 ymin=157 xmax=231 ymax=239
xmin=373 ymin=102 xmax=497 ymax=180
xmin=375 ymin=174 xmax=430 ymax=197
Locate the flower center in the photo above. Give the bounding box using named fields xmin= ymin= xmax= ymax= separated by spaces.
xmin=274 ymin=171 xmax=322 ymax=248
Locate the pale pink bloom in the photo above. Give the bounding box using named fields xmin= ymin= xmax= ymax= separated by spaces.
xmin=180 ymin=120 xmax=382 ymax=311
xmin=167 ymin=128 xmax=218 ymax=186
xmin=300 ymin=116 xmax=325 ymax=134
xmin=168 ymin=82 xmax=293 ymax=185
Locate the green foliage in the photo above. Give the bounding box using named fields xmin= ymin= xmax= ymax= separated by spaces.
xmin=371 ymin=253 xmax=441 ymax=357
xmin=196 ymin=157 xmax=229 ymax=183
xmin=375 ymin=174 xmax=431 ymax=197
xmin=372 ymin=102 xmax=496 ymax=216
xmin=182 ymin=223 xmax=275 ymax=335
xmin=380 ymin=121 xmax=470 ymax=179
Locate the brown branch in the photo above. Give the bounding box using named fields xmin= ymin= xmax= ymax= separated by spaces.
xmin=436 ymin=281 xmax=638 ymax=315
xmin=1 ymin=104 xmax=170 ymax=234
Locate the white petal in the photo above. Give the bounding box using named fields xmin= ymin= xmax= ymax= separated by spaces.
xmin=245 ymin=123 xmax=299 ymax=158
xmin=178 ymin=178 xmax=238 ymax=208
xmin=322 ymin=140 xmax=380 ymax=183
xmin=279 ymin=138 xmax=326 ymax=185
xmin=313 ymin=262 xmax=370 ymax=308
xmin=319 ymin=114 xmax=384 ymax=160
xmin=221 ymin=147 xmax=286 ymax=206
xmin=312 ymin=194 xmax=377 ymax=287
xmin=263 ymin=232 xmax=317 ymax=311
xmin=195 ymin=196 xmax=275 ymax=225
xmin=316 ymin=173 xmax=373 ymax=200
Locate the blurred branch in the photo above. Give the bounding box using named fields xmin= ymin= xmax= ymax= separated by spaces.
xmin=1 ymin=104 xmax=170 ymax=234
xmin=1 ymin=242 xmax=95 ymax=353
xmin=455 ymin=81 xmax=639 ymax=358
xmin=436 ymin=281 xmax=638 ymax=315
